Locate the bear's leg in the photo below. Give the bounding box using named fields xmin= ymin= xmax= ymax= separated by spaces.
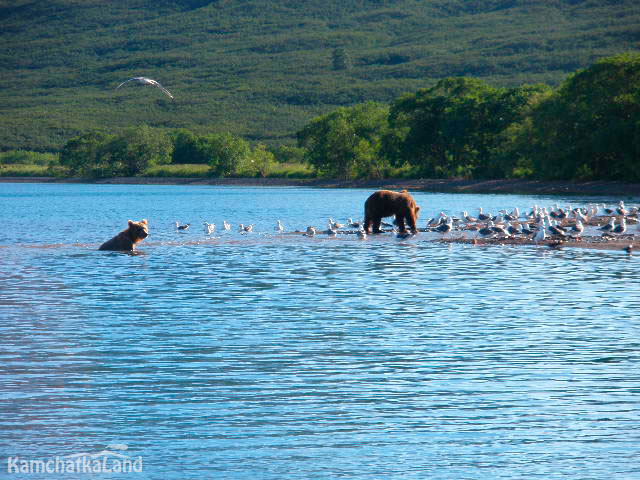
xmin=406 ymin=213 xmax=418 ymax=233
xmin=395 ymin=215 xmax=407 ymax=233
xmin=372 ymin=218 xmax=383 ymax=233
xmin=364 ymin=214 xmax=372 ymax=233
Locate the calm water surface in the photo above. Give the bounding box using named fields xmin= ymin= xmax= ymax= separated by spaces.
xmin=1 ymin=183 xmax=639 ymax=479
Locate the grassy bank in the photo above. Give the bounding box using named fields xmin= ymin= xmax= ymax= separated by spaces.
xmin=0 ymin=164 xmax=50 ymax=177
xmin=0 ymin=161 xmax=316 ymax=179
xmin=140 ymin=162 xmax=315 ymax=179
xmin=141 ymin=163 xmax=209 ymax=177
xmin=263 ymin=162 xmax=315 ymax=179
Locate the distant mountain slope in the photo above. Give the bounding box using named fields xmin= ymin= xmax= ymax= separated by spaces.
xmin=1 ymin=0 xmax=639 ymax=151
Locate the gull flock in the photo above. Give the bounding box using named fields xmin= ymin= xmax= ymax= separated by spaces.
xmin=172 ymin=201 xmax=639 ymax=249
xmin=423 ymin=201 xmax=638 ymax=247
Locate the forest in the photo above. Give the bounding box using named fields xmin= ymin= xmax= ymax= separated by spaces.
xmin=1 ymin=0 xmax=640 ymax=152
xmin=3 ymin=53 xmax=638 ymax=182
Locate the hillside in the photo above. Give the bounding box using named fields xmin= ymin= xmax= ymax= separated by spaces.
xmin=1 ymin=0 xmax=639 ymax=151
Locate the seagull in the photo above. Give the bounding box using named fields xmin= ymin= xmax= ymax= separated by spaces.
xmin=275 ymin=220 xmax=284 ymax=233
xmin=477 ymin=223 xmax=495 ymax=238
xmin=507 ymin=221 xmax=522 ymax=235
xmin=616 ymin=201 xmax=627 ymax=216
xmin=533 ymin=224 xmax=546 ymax=243
xmin=223 ymin=220 xmax=231 ymax=231
xmin=477 ymin=207 xmax=491 ymax=222
xmin=550 ymin=207 xmax=568 ymax=220
xmin=347 ymin=218 xmax=362 ymax=228
xmin=357 ymin=227 xmax=367 ymax=240
xmin=304 ymin=226 xmax=316 ymax=237
xmin=328 ymin=218 xmax=344 ymax=229
xmin=548 ymin=220 xmax=568 ymax=238
xmin=115 ymin=77 xmax=174 ymax=99
xmin=436 ymin=212 xmax=448 ymax=224
xmin=501 ymin=210 xmax=517 ymax=222
xmin=613 ymin=217 xmax=626 ymax=234
xmin=571 ymin=220 xmax=584 ymax=236
xmin=462 ymin=211 xmax=477 ymax=223
xmin=491 ymin=222 xmax=510 ymax=237
xmin=203 ymin=222 xmax=215 ymax=235
xmin=599 ymin=217 xmax=615 ymax=232
xmin=427 ymin=216 xmax=440 ymax=227
xmin=238 ymin=224 xmax=253 ymax=233
xmin=575 ymin=208 xmax=589 ymax=223
xmin=520 ymin=223 xmax=534 ymax=235
xmin=175 ymin=221 xmax=190 ymax=231
xmin=435 ymin=216 xmax=453 ymax=235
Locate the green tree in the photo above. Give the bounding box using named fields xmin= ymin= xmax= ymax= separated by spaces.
xmin=271 ymin=144 xmax=307 ymax=164
xmin=104 ymin=126 xmax=173 ymax=176
xmin=525 ymin=53 xmax=640 ymax=181
xmin=59 ymin=131 xmax=113 ymax=177
xmin=204 ymin=132 xmax=251 ymax=177
xmin=236 ymin=143 xmax=277 ymax=177
xmin=251 ymin=144 xmax=277 ymax=177
xmin=297 ymin=102 xmax=389 ymax=179
xmin=491 ymin=88 xmax=553 ymax=179
xmin=477 ymin=83 xmax=552 ymax=178
xmin=387 ymin=77 xmax=549 ymax=178
xmin=171 ymin=129 xmax=210 ymax=164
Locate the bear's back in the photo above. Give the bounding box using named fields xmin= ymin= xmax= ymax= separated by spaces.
xmin=99 ymin=231 xmax=134 ymax=251
xmin=365 ymin=190 xmax=409 ymax=214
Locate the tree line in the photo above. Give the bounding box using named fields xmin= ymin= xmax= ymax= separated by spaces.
xmin=55 ymin=127 xmax=297 ymax=178
xmin=298 ymin=53 xmax=640 ymax=182
xmin=51 ymin=53 xmax=639 ymax=181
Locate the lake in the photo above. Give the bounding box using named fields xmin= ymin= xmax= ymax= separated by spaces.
xmin=1 ymin=183 xmax=639 ymax=479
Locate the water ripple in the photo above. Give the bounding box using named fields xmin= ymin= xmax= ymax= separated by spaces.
xmin=1 ymin=185 xmax=639 ymax=479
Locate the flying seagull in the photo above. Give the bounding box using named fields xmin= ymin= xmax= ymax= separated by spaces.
xmin=115 ymin=77 xmax=174 ymax=99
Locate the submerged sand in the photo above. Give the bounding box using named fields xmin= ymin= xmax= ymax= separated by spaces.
xmin=437 ymin=235 xmax=639 ymax=253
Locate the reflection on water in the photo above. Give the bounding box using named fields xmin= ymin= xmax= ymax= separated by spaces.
xmin=0 ymin=184 xmax=639 ymax=479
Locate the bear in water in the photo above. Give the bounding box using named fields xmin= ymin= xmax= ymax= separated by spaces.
xmin=363 ymin=190 xmax=420 ymax=234
xmin=99 ymin=219 xmax=149 ymax=251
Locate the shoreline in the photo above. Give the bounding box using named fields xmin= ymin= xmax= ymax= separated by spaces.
xmin=1 ymin=176 xmax=639 ymax=196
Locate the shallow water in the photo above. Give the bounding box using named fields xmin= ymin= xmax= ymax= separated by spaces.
xmin=1 ymin=183 xmax=639 ymax=479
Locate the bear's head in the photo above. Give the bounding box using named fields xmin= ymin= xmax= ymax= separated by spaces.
xmin=400 ymin=190 xmax=420 ymax=216
xmin=128 ymin=219 xmax=149 ymax=242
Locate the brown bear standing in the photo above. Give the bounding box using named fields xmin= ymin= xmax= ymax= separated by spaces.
xmin=99 ymin=219 xmax=149 ymax=251
xmin=364 ymin=190 xmax=420 ymax=234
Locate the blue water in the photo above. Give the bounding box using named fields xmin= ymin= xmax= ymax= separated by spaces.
xmin=1 ymin=183 xmax=639 ymax=479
